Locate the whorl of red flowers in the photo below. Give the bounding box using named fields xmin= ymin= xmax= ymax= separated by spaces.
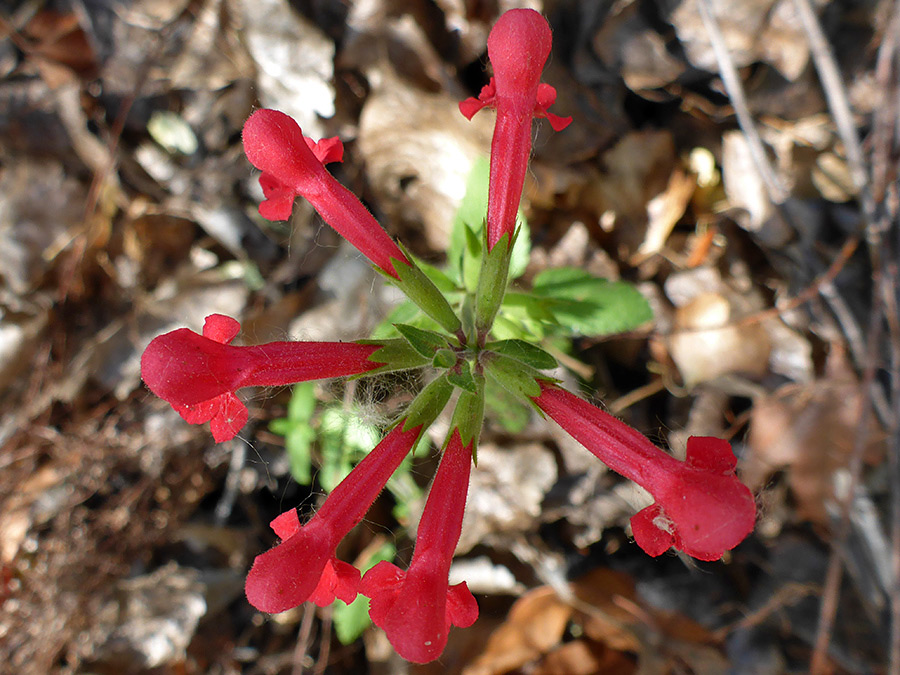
xmin=459 ymin=9 xmax=572 ymax=251
xmin=141 ymin=314 xmax=383 ymax=442
xmin=533 ymin=383 xmax=756 ymax=561
xmin=242 ymin=109 xmax=409 ymax=278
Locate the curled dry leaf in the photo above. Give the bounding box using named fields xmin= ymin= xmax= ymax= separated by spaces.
xmin=358 ymin=69 xmax=493 ymax=250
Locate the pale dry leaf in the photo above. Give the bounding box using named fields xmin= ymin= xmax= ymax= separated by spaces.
xmin=238 ymin=0 xmax=334 ymax=137
xmin=358 ymin=68 xmax=492 ymax=250
xmin=634 ymin=168 xmax=696 ymax=261
xmin=721 ymin=130 xmax=775 ymax=232
xmin=668 ymin=292 xmax=771 ymax=387
xmin=670 ymin=0 xmax=814 ymax=81
xmin=457 ymin=442 xmax=557 ymax=553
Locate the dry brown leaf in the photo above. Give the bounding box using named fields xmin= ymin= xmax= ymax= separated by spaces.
xmin=463 ymin=587 xmax=573 ymax=675
xmin=570 ymin=568 xmax=642 ymax=653
xmin=23 ymin=10 xmax=96 ymax=85
xmin=634 ymin=168 xmax=697 ymax=262
xmin=358 ymin=68 xmax=492 ymax=250
xmin=667 ymin=292 xmax=771 ymax=387
xmin=535 ymin=639 xmax=636 ymax=675
xmin=744 ymin=345 xmax=883 ymax=523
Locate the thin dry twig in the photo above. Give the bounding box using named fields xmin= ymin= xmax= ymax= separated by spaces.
xmin=697 ymin=0 xmax=789 ymax=205
xmin=807 ymin=1 xmax=900 ymax=669
xmin=791 ymin=0 xmax=869 ymax=199
xmin=884 ymin=209 xmax=900 ymax=675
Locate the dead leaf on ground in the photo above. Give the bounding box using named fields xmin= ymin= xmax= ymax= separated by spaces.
xmin=745 ymin=345 xmax=884 ymax=524
xmin=463 ymin=586 xmax=573 ymax=675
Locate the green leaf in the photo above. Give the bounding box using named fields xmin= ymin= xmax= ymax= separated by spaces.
xmin=483 ymin=352 xmax=542 ymax=399
xmin=402 ymin=375 xmax=453 ymax=432
xmin=530 ymin=268 xmax=653 ymax=337
xmin=285 ymin=424 xmax=315 ymax=485
xmin=484 ymin=339 xmax=558 ymax=370
xmin=447 ymin=361 xmax=477 ymax=393
xmin=432 ymin=348 xmax=457 ymax=369
xmin=333 ymin=541 xmax=397 ymax=645
xmin=394 ymin=323 xmax=451 ymax=358
xmin=484 ymin=376 xmax=531 ymax=433
xmin=388 ymin=243 xmax=461 ymax=334
xmin=386 ymin=450 xmax=424 ymax=522
xmin=448 ymin=156 xmax=532 ymax=288
xmin=286 ymin=382 xmax=317 ymax=422
xmin=362 ymin=338 xmax=431 ymax=374
xmin=269 ymin=383 xmax=319 ymax=485
xmin=475 ymin=231 xmax=512 ymax=336
xmin=449 ymin=379 xmax=485 ymax=451
xmin=318 ymin=408 xmax=381 ymax=491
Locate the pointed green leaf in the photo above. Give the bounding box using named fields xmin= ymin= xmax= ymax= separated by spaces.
xmin=432 ymin=348 xmax=457 ymax=369
xmin=362 ymin=338 xmax=431 ymax=373
xmin=531 ymin=267 xmax=653 ymax=336
xmin=402 ymin=375 xmax=453 ymax=432
xmin=447 ymin=361 xmax=477 ymax=393
xmin=394 ymin=323 xmax=451 ymax=358
xmin=483 ymin=352 xmax=542 ymax=400
xmin=484 ymin=339 xmax=558 ymax=370
xmin=449 ymin=376 xmax=485 ymax=450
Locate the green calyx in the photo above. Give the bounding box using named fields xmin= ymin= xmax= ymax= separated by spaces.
xmin=474 ymin=231 xmax=513 ymax=343
xmin=448 ymin=372 xmax=485 ymax=453
xmin=482 ymin=351 xmax=544 ymax=400
xmin=394 ymin=323 xmax=455 ymax=358
xmin=362 ymin=338 xmax=431 ymax=374
xmin=388 ymin=245 xmax=462 ymax=335
xmin=483 ymin=339 xmax=557 ymax=370
xmin=402 ymin=374 xmax=454 ymax=434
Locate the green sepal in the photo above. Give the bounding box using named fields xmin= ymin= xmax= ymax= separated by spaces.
xmin=385 ymin=244 xmax=462 ymax=334
xmin=462 ymin=223 xmax=483 ymax=292
xmin=484 ymin=339 xmax=558 ymax=370
xmin=394 ymin=323 xmax=452 ymax=358
xmin=447 ymin=360 xmax=477 ymax=393
xmin=474 ymin=231 xmax=512 ymax=338
xmin=401 ymin=374 xmax=453 ymax=433
xmin=432 ymin=348 xmax=457 ymax=369
xmin=483 ymin=351 xmax=543 ymax=400
xmin=448 ymin=374 xmax=485 ymax=455
xmin=360 ymin=338 xmax=430 ymax=374
xmin=460 ymin=292 xmax=476 ymax=346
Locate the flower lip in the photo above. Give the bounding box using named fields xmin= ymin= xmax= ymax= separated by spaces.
xmin=533 ymin=383 xmax=756 ymax=560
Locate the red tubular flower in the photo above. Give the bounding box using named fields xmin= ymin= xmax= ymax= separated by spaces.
xmin=533 ymin=383 xmax=756 ymax=561
xmin=141 ymin=314 xmax=383 ymax=443
xmin=360 ymin=429 xmax=478 ymax=664
xmin=242 ymin=109 xmax=409 ymax=278
xmin=245 ymin=423 xmax=424 ymax=613
xmin=459 ymin=9 xmax=572 ymax=251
